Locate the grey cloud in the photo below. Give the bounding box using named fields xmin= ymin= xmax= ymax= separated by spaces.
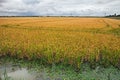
xmin=0 ymin=0 xmax=7 ymax=3
xmin=96 ymin=0 xmax=117 ymax=4
xmin=0 ymin=0 xmax=7 ymax=6
xmin=23 ymin=0 xmax=41 ymax=4
xmin=0 ymin=0 xmax=120 ymax=16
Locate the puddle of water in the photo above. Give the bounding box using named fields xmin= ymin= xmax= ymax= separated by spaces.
xmin=0 ymin=62 xmax=120 ymax=80
xmin=0 ymin=64 xmax=36 ymax=80
xmin=1 ymin=68 xmax=35 ymax=80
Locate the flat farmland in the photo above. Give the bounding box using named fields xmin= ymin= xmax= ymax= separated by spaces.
xmin=0 ymin=17 xmax=120 ymax=69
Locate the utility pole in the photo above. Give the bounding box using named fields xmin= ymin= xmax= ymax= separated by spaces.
xmin=104 ymin=13 xmax=106 ymax=17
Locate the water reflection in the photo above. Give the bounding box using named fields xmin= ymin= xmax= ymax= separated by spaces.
xmin=2 ymin=68 xmax=35 ymax=80
xmin=0 ymin=64 xmax=35 ymax=80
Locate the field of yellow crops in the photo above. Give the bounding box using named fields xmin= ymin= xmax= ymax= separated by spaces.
xmin=0 ymin=17 xmax=120 ymax=69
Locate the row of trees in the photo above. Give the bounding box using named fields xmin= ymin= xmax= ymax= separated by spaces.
xmin=106 ymin=13 xmax=120 ymax=17
xmin=0 ymin=13 xmax=120 ymax=17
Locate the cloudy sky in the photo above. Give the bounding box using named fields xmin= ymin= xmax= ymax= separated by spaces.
xmin=0 ymin=0 xmax=120 ymax=16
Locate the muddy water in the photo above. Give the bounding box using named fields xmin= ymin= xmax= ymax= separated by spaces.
xmin=0 ymin=63 xmax=62 ymax=80
xmin=1 ymin=68 xmax=35 ymax=80
xmin=0 ymin=62 xmax=63 ymax=80
xmin=0 ymin=64 xmax=36 ymax=80
xmin=0 ymin=61 xmax=120 ymax=80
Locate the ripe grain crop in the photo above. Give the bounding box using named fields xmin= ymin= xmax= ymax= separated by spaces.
xmin=0 ymin=17 xmax=120 ymax=69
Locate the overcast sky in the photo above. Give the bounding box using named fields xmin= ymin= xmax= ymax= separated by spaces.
xmin=0 ymin=0 xmax=120 ymax=16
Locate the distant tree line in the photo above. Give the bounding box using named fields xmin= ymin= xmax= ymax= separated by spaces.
xmin=0 ymin=14 xmax=120 ymax=17
xmin=106 ymin=13 xmax=120 ymax=17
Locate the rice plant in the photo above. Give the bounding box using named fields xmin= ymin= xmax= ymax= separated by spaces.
xmin=0 ymin=17 xmax=120 ymax=69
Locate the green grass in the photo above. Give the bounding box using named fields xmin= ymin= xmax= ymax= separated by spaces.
xmin=0 ymin=57 xmax=120 ymax=80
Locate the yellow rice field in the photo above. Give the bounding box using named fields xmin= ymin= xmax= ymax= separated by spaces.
xmin=0 ymin=17 xmax=120 ymax=68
